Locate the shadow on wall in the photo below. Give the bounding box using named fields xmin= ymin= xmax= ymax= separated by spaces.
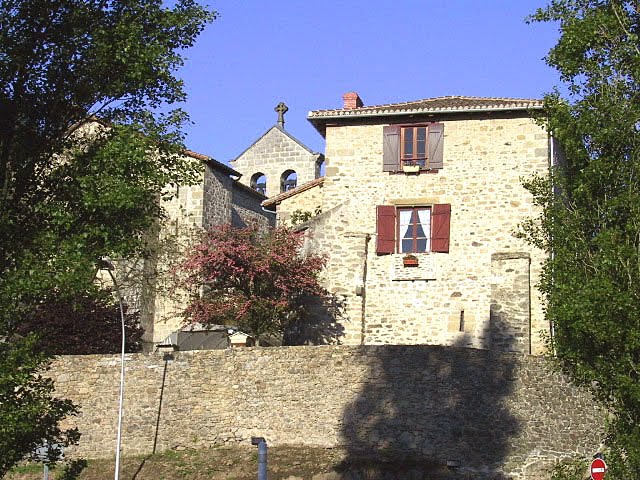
xmin=283 ymin=293 xmax=347 ymax=345
xmin=339 ymin=327 xmax=519 ymax=479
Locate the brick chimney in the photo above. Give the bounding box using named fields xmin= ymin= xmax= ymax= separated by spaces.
xmin=342 ymin=92 xmax=364 ymax=110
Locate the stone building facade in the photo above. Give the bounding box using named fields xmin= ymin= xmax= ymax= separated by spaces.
xmin=281 ymin=93 xmax=553 ymax=353
xmin=231 ymin=103 xmax=324 ymax=198
xmin=139 ymin=151 xmax=274 ymax=347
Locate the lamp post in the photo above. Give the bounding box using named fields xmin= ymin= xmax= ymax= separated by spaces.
xmin=98 ymin=258 xmax=126 ymax=480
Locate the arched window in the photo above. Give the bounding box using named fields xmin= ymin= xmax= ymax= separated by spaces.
xmin=250 ymin=172 xmax=267 ymax=196
xmin=315 ymin=157 xmax=325 ymax=178
xmin=280 ymin=170 xmax=297 ymax=193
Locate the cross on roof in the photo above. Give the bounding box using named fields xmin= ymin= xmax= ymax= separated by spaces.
xmin=275 ymin=102 xmax=288 ymax=128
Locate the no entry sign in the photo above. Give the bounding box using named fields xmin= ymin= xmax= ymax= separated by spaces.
xmin=590 ymin=458 xmax=607 ymax=480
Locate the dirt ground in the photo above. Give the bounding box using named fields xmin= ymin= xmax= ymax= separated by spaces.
xmin=6 ymin=445 xmax=475 ymax=480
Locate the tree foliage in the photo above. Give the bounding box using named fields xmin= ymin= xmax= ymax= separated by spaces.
xmin=0 ymin=336 xmax=79 ymax=478
xmin=178 ymin=225 xmax=328 ymax=342
xmin=526 ymin=1 xmax=640 ymax=475
xmin=0 ymin=0 xmax=216 ymax=335
xmin=0 ymin=0 xmax=215 ymax=472
xmin=16 ymin=289 xmax=143 ymax=355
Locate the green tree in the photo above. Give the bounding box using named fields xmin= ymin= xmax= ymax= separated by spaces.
xmin=0 ymin=336 xmax=79 ymax=478
xmin=0 ymin=0 xmax=215 ymax=472
xmin=526 ymin=1 xmax=640 ymax=476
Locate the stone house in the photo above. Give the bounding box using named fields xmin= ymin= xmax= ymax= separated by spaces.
xmin=269 ymin=93 xmax=553 ymax=354
xmin=138 ymin=150 xmax=274 ymax=348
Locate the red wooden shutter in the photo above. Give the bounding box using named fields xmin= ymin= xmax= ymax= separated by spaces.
xmin=376 ymin=205 xmax=396 ymax=254
xmin=428 ymin=123 xmax=444 ymax=170
xmin=431 ymin=203 xmax=451 ymax=253
xmin=382 ymin=125 xmax=400 ymax=172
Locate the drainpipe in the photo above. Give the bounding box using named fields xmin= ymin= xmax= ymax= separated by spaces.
xmin=360 ymin=234 xmax=370 ymax=345
xmin=251 ymin=437 xmax=268 ymax=480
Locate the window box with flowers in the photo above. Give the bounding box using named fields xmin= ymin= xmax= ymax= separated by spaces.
xmin=402 ymin=254 xmax=419 ymax=267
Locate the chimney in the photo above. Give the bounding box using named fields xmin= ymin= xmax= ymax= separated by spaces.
xmin=342 ymin=92 xmax=363 ymax=110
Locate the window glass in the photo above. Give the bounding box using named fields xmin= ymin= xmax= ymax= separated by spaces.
xmin=416 ymin=127 xmax=427 ymax=159
xmin=398 ymin=207 xmax=431 ymax=253
xmin=403 ymin=128 xmax=413 ymax=159
xmin=401 ymin=126 xmax=428 ymax=167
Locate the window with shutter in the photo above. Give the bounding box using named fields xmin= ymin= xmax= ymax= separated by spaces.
xmin=382 ymin=123 xmax=444 ymax=173
xmin=376 ymin=204 xmax=451 ymax=254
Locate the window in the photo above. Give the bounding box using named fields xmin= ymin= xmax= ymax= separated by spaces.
xmin=383 ymin=123 xmax=444 ymax=173
xmin=401 ymin=127 xmax=428 ymax=169
xmin=398 ymin=207 xmax=431 ymax=253
xmin=376 ymin=204 xmax=451 ymax=255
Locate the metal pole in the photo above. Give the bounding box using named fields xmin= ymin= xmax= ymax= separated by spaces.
xmin=251 ymin=437 xmax=268 ymax=480
xmin=43 ymin=464 xmax=48 ymax=480
xmin=105 ymin=266 xmax=126 ymax=480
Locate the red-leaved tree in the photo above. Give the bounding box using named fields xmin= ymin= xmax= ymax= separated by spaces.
xmin=178 ymin=225 xmax=330 ymax=342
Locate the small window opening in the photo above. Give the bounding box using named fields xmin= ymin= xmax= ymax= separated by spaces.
xmin=459 ymin=310 xmax=465 ymax=332
xmin=281 ymin=169 xmax=297 ymax=193
xmin=250 ymin=172 xmax=267 ymax=196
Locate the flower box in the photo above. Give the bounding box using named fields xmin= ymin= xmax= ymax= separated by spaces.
xmin=402 ymin=164 xmax=420 ymax=173
xmin=402 ymin=254 xmax=419 ymax=267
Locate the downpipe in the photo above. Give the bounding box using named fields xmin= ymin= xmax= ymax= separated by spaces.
xmin=251 ymin=437 xmax=268 ymax=480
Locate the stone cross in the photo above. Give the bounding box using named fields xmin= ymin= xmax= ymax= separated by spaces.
xmin=275 ymin=102 xmax=288 ymax=128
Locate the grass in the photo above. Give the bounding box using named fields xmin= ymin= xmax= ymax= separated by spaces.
xmin=6 ymin=445 xmax=473 ymax=479
xmin=6 ymin=445 xmax=346 ymax=480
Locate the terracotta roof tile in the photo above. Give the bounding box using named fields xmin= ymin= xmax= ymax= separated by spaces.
xmin=262 ymin=177 xmax=324 ymax=207
xmin=308 ymin=95 xmax=543 ymax=119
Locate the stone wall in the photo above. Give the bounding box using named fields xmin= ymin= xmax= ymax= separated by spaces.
xmin=203 ymin=165 xmax=233 ymax=227
xmin=139 ymin=163 xmax=206 ymax=345
xmin=52 ymin=346 xmax=603 ymax=479
xmin=231 ymin=126 xmax=320 ymax=198
xmin=231 ymin=183 xmax=275 ymax=229
xmin=305 ymin=114 xmax=549 ymax=353
xmin=277 ymin=181 xmax=324 ymax=226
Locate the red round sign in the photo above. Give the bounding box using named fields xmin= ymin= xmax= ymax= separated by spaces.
xmin=590 ymin=458 xmax=607 ymax=480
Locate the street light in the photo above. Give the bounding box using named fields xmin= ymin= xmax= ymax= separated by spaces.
xmin=98 ymin=258 xmax=126 ymax=480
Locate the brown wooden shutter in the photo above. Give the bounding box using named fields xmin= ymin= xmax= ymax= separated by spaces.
xmin=428 ymin=123 xmax=444 ymax=170
xmin=376 ymin=205 xmax=396 ymax=254
xmin=431 ymin=203 xmax=451 ymax=253
xmin=382 ymin=125 xmax=400 ymax=172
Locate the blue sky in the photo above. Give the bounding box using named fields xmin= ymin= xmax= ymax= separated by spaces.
xmin=177 ymin=1 xmax=560 ymax=164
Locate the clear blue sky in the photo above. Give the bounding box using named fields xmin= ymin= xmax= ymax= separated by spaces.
xmin=176 ymin=1 xmax=560 ymax=164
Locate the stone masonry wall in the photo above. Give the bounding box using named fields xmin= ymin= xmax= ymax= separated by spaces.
xmin=231 ymin=126 xmax=320 ymax=198
xmin=231 ymin=183 xmax=275 ymax=229
xmin=313 ymin=115 xmax=549 ymax=353
xmin=491 ymin=253 xmax=532 ymax=353
xmin=203 ymin=165 xmax=233 ymax=228
xmin=52 ymin=346 xmax=603 ymax=479
xmin=278 ymin=181 xmax=324 ymax=226
xmin=140 ymin=166 xmax=206 ymax=345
